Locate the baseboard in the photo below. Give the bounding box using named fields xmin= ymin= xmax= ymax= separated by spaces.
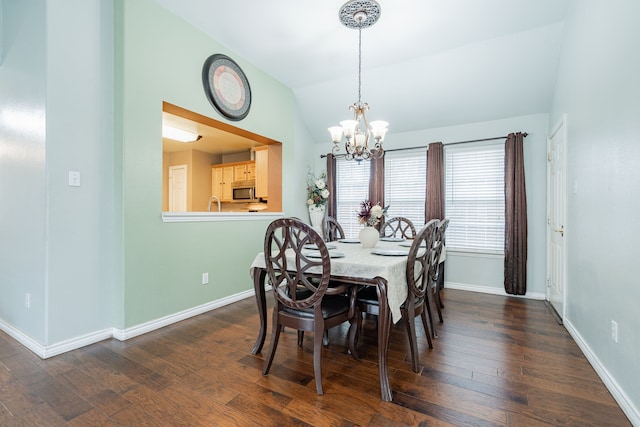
xmin=0 ymin=320 xmax=48 ymax=358
xmin=0 ymin=288 xmax=256 ymax=359
xmin=112 ymin=289 xmax=254 ymax=341
xmin=444 ymin=281 xmax=546 ymax=300
xmin=564 ymin=319 xmax=639 ymax=426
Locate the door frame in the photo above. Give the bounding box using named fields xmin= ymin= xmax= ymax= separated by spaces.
xmin=546 ymin=113 xmax=568 ymax=321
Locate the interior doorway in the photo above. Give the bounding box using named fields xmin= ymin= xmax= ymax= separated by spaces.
xmin=546 ymin=114 xmax=567 ymax=322
xmin=169 ymin=164 xmax=187 ymax=211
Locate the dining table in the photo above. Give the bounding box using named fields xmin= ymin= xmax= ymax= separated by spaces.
xmin=249 ymin=237 xmax=418 ymax=402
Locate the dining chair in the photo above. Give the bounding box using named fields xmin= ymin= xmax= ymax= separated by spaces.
xmin=379 ymin=216 xmax=417 ymax=239
xmin=322 ymin=216 xmax=345 ymax=242
xmin=354 ymin=219 xmax=439 ymax=373
xmin=429 ymin=218 xmax=449 ymax=336
xmin=262 ymin=218 xmax=359 ymax=395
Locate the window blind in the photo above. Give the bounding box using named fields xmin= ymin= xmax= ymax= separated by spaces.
xmin=335 ymin=159 xmax=370 ymax=238
xmin=445 ymin=143 xmax=505 ymax=253
xmin=384 ymin=149 xmax=426 ymax=228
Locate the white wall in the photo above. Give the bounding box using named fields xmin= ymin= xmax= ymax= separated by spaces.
xmin=315 ymin=113 xmax=549 ymax=297
xmin=45 ymin=0 xmax=115 ymax=343
xmin=0 ymin=0 xmax=114 ymax=351
xmin=0 ymin=0 xmax=48 ymax=343
xmin=550 ymin=0 xmax=640 ymax=420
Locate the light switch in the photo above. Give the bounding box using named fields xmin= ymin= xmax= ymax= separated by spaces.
xmin=69 ymin=171 xmax=81 ymax=187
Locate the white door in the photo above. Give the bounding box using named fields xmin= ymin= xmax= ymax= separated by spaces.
xmin=546 ymin=114 xmax=567 ymax=320
xmin=169 ymin=165 xmax=187 ymax=211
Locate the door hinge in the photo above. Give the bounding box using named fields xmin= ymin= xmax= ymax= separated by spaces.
xmin=547 ymin=151 xmax=552 ymax=162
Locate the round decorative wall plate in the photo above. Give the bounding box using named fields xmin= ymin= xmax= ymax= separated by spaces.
xmin=202 ymin=54 xmax=251 ymax=121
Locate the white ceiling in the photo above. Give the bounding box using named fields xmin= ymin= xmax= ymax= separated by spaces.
xmin=156 ymin=0 xmax=568 ymax=145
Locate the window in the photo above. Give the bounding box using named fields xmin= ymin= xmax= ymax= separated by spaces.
xmin=384 ymin=149 xmax=426 ymax=228
xmin=335 ymin=159 xmax=370 ymax=238
xmin=445 ymin=143 xmax=504 ymax=253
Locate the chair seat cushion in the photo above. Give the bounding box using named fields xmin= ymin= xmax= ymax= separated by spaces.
xmin=282 ymin=295 xmax=350 ymax=319
xmin=358 ymin=286 xmax=420 ymax=309
xmin=356 ymin=286 xmax=380 ymax=306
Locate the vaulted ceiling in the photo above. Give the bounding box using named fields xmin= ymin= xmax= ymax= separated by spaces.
xmin=156 ymin=0 xmax=568 ymax=144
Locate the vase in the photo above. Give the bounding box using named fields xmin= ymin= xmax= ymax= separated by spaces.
xmin=359 ymin=226 xmax=379 ymax=248
xmin=308 ymin=204 xmax=325 ymax=234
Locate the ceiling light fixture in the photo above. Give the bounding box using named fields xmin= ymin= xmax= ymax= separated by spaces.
xmin=162 ymin=125 xmax=202 ymax=143
xmin=328 ymin=0 xmax=388 ymax=161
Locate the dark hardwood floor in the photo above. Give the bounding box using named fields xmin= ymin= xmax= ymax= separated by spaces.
xmin=0 ymin=289 xmax=631 ymax=426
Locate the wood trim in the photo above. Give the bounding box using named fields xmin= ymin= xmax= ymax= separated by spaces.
xmin=162 ymin=101 xmax=280 ymax=146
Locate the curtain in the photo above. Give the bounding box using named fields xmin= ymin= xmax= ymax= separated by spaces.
xmin=426 ymin=142 xmax=444 ymax=221
xmin=326 ymin=154 xmax=337 ymax=219
xmin=369 ymin=155 xmax=385 ymax=229
xmin=504 ymin=132 xmax=528 ymax=295
xmin=426 ymin=141 xmax=446 ymax=291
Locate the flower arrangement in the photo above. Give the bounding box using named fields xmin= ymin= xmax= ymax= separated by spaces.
xmin=306 ymin=171 xmax=330 ymax=207
xmin=357 ymin=200 xmax=389 ymax=227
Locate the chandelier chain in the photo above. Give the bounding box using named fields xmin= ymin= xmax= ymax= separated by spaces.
xmin=358 ymin=24 xmax=362 ymax=105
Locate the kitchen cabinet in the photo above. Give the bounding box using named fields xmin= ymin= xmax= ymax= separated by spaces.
xmin=254 ymin=146 xmax=268 ymax=199
xmin=211 ymin=165 xmax=234 ymax=202
xmin=233 ymin=161 xmax=255 ymax=182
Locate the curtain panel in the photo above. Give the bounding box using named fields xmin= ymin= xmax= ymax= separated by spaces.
xmin=504 ymin=132 xmax=528 ymax=295
xmin=326 ymin=154 xmax=337 ymax=219
xmin=369 ymin=155 xmax=385 ymax=229
xmin=426 ymin=142 xmax=445 ymax=221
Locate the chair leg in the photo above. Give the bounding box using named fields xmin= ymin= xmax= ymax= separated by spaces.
xmin=313 ymin=325 xmax=324 ymax=395
xmin=420 ymin=309 xmax=433 ymax=349
xmin=434 ymin=287 xmax=444 ymax=323
xmin=263 ymin=310 xmax=282 ymax=376
xmin=424 ymin=292 xmax=437 ymax=339
xmin=402 ymin=311 xmax=420 ymax=373
xmin=347 ymin=309 xmax=360 ymax=360
xmin=323 ymin=330 xmax=329 ymax=346
xmin=436 ymin=266 xmax=445 ymax=309
xmin=298 ymin=331 xmax=304 ymax=347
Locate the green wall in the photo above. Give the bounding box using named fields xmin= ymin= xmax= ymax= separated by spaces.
xmin=115 ymin=0 xmax=296 ymax=328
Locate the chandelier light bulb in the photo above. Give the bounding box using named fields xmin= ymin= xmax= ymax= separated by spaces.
xmin=340 ymin=120 xmax=358 ymax=139
xmin=328 ymin=126 xmax=343 ymax=143
xmin=369 ymin=120 xmax=389 ymax=141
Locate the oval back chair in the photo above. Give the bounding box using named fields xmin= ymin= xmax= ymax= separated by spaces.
xmin=379 ymin=216 xmax=416 ymax=240
xmin=428 ymin=218 xmax=450 ymax=337
xmin=261 ymin=218 xmax=358 ymax=395
xmin=355 ymin=219 xmax=439 ymax=373
xmin=323 ymin=216 xmax=345 ymax=242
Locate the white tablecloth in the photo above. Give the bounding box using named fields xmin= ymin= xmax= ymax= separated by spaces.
xmin=250 ymin=240 xmax=412 ymax=323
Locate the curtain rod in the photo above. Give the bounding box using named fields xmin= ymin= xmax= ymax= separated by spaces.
xmin=320 ymin=132 xmax=528 ymax=158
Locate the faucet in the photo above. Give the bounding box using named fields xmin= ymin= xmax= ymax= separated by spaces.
xmin=208 ymin=195 xmax=221 ymax=212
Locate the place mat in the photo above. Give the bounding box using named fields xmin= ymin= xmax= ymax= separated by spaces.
xmin=304 ymin=251 xmax=345 ymax=258
xmin=380 ymin=236 xmax=405 ymax=242
xmin=337 ymin=238 xmax=360 ymax=244
xmin=398 ymin=241 xmax=425 ymax=247
xmin=371 ymin=248 xmax=410 ymax=257
xmin=304 ymin=243 xmax=337 ymax=250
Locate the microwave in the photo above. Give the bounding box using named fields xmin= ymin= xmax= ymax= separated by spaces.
xmin=231 ymin=180 xmax=258 ymax=202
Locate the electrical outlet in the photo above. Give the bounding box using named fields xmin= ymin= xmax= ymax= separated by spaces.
xmin=611 ymin=320 xmax=618 ymax=343
xmin=25 ymin=293 xmax=31 ymax=309
xmin=202 ymin=272 xmax=209 ymax=285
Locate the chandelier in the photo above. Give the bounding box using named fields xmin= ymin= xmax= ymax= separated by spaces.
xmin=328 ymin=0 xmax=388 ymax=161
